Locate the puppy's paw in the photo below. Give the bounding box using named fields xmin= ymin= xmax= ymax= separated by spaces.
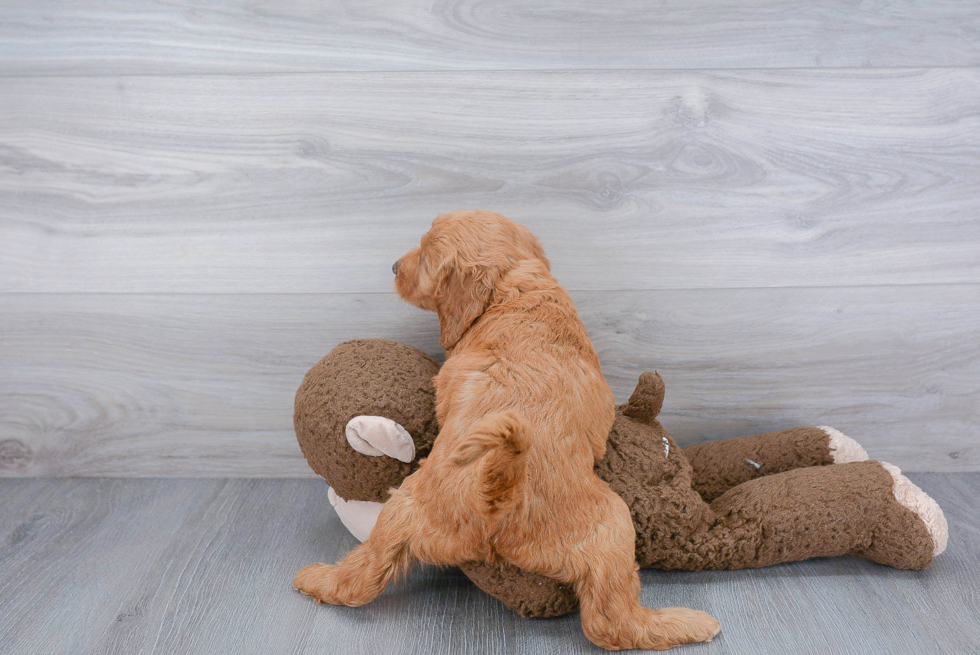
xmin=293 ymin=562 xmax=340 ymax=604
xmin=641 ymin=607 xmax=721 ymax=650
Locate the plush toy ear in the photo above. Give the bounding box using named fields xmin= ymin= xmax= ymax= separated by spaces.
xmin=435 ymin=267 xmax=494 ymax=350
xmin=345 ymin=416 xmax=416 ymax=463
xmin=623 ymin=371 xmax=665 ymax=424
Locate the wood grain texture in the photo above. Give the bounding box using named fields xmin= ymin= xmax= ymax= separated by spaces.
xmin=0 ymin=475 xmax=976 ymax=654
xmin=2 ymin=286 xmax=976 ymax=477
xmin=1 ymin=69 xmax=978 ymax=293
xmin=1 ymin=1 xmax=979 ymax=75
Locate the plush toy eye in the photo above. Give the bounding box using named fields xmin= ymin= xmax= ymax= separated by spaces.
xmin=345 ymin=416 xmax=416 ymax=463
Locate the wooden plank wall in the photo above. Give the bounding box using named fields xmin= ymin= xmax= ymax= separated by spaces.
xmin=1 ymin=2 xmax=978 ymax=476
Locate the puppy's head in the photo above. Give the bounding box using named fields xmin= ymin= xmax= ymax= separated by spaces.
xmin=394 ymin=210 xmax=550 ymax=349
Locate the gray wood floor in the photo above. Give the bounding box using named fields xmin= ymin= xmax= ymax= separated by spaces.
xmin=0 ymin=474 xmax=976 ymax=654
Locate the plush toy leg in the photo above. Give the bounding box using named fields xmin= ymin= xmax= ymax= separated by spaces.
xmin=660 ymin=461 xmax=943 ymax=571
xmin=684 ymin=426 xmax=868 ymax=502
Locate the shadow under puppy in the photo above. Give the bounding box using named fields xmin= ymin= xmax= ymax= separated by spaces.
xmin=293 ymin=210 xmax=722 ymax=650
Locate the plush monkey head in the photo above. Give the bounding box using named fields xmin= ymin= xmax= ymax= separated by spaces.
xmin=293 ymin=339 xmax=440 ymax=539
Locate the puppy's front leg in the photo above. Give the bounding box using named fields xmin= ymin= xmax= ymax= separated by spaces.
xmin=570 ymin=487 xmax=721 ymax=650
xmin=294 ymin=487 xmax=416 ymax=606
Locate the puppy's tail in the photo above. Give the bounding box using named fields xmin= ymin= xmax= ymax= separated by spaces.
xmin=449 ymin=410 xmax=532 ymax=516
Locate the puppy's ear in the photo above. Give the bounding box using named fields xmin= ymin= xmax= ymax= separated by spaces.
xmin=435 ymin=266 xmax=494 ymax=350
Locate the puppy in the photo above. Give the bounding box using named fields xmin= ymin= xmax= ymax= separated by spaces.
xmin=294 ymin=210 xmax=720 ymax=650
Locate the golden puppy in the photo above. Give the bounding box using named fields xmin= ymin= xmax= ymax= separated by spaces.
xmin=294 ymin=210 xmax=720 ymax=650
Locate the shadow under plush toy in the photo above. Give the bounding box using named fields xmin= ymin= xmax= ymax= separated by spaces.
xmin=295 ymin=339 xmax=948 ymax=618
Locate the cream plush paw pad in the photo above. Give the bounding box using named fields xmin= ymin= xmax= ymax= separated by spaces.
xmin=881 ymin=462 xmax=949 ymax=556
xmin=819 ymin=426 xmax=869 ymax=463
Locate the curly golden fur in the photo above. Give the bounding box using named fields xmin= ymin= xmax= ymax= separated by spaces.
xmin=294 ymin=210 xmax=720 ymax=650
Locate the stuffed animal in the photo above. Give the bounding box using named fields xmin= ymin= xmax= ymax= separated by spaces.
xmin=295 ymin=339 xmax=948 ymax=618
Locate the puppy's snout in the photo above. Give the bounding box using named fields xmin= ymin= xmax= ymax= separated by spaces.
xmin=392 ymin=259 xmax=400 ymax=275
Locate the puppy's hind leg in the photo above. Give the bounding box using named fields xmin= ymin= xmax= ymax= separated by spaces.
xmin=566 ymin=488 xmax=720 ymax=650
xmin=294 ymin=486 xmax=417 ymax=607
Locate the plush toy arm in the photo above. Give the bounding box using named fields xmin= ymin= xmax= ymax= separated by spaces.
xmin=683 ymin=426 xmax=867 ymax=502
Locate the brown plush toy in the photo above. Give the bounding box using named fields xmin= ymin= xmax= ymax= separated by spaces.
xmin=295 ymin=339 xmax=948 ymax=618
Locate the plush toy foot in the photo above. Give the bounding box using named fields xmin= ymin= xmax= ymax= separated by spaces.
xmin=881 ymin=462 xmax=948 ymax=557
xmin=858 ymin=461 xmax=948 ymax=569
xmin=818 ymin=426 xmax=868 ymax=463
